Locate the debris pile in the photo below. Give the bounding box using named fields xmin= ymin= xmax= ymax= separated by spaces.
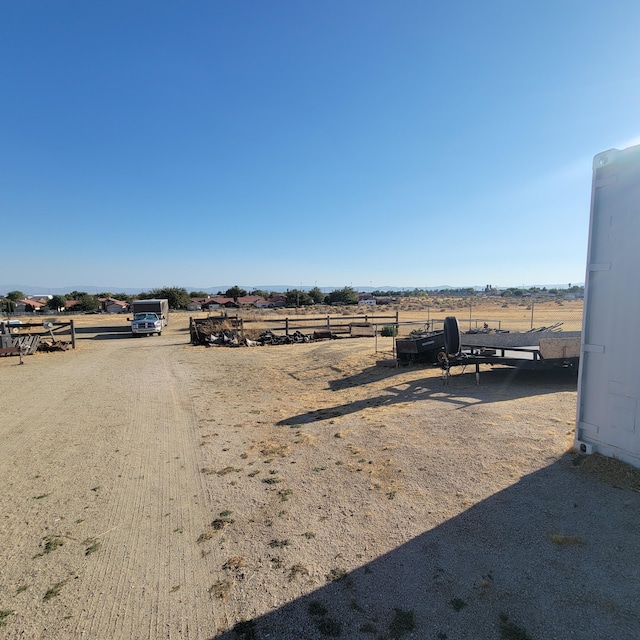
xmin=465 ymin=325 xmax=509 ymax=335
xmin=2 ymin=334 xmax=41 ymax=355
xmin=190 ymin=315 xmax=342 ymax=348
xmin=256 ymin=330 xmax=311 ymax=345
xmin=526 ymin=322 xmax=564 ymax=332
xmin=190 ymin=317 xmax=243 ymax=346
xmin=465 ymin=322 xmax=565 ymax=335
xmin=38 ymin=340 xmax=71 ymax=352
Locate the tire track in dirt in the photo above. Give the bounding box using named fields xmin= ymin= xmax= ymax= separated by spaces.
xmin=72 ymin=337 xmax=227 ymax=639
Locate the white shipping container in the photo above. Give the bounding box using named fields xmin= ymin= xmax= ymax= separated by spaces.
xmin=576 ymin=144 xmax=640 ymax=468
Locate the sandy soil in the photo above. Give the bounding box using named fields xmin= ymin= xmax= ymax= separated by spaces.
xmin=1 ymin=308 xmax=638 ymax=640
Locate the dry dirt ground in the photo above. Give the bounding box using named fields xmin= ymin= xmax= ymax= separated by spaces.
xmin=1 ymin=310 xmax=638 ymax=640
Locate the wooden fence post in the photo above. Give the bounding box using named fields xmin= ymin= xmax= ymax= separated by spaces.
xmin=70 ymin=319 xmax=76 ymax=349
xmin=530 ymin=299 xmax=535 ymax=330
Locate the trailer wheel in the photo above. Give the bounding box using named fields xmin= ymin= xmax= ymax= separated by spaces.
xmin=443 ymin=316 xmax=461 ymax=356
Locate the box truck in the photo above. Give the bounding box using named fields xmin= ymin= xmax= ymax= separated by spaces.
xmin=128 ymin=299 xmax=169 ymax=337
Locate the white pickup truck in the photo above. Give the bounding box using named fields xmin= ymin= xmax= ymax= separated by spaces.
xmin=130 ymin=312 xmax=163 ymax=337
xmin=128 ymin=299 xmax=169 ymax=337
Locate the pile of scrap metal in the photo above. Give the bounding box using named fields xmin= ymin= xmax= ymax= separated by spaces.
xmin=190 ymin=316 xmax=339 ymax=348
xmin=464 ymin=322 xmax=563 ymax=336
xmin=255 ymin=330 xmax=311 ymax=345
xmin=526 ymin=322 xmax=564 ymax=332
xmin=465 ymin=324 xmax=509 ymax=335
xmin=38 ymin=340 xmax=71 ymax=352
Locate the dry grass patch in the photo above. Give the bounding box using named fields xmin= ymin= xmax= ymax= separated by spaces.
xmin=550 ymin=534 xmax=585 ymax=546
xmin=223 ymin=556 xmax=246 ymax=571
xmin=572 ymin=453 xmax=640 ymax=492
xmin=0 ymin=610 xmax=14 ymax=628
xmin=201 ymin=466 xmax=242 ymax=476
xmin=288 ymin=563 xmax=309 ymax=581
xmin=209 ymin=579 xmax=232 ymax=600
xmin=259 ymin=439 xmax=291 ymax=458
xmin=43 ymin=580 xmax=67 ymax=601
xmin=293 ymin=431 xmax=318 ymax=446
xmin=34 ymin=535 xmax=64 ymax=558
xmin=499 ymin=613 xmax=533 ymax=640
xmin=84 ymin=538 xmax=101 ymax=556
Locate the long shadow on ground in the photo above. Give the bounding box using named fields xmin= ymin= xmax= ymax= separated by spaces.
xmin=211 ymin=454 xmax=640 ymax=640
xmin=74 ymin=325 xmax=132 ymax=340
xmin=280 ymin=368 xmax=577 ymax=425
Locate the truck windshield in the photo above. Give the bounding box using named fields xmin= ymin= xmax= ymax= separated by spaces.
xmin=134 ymin=313 xmax=159 ymax=320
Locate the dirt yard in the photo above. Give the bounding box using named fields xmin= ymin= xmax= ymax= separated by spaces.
xmin=1 ymin=307 xmax=638 ymax=640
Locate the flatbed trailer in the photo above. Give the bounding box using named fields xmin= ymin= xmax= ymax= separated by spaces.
xmin=395 ymin=317 xmax=580 ymax=382
xmin=446 ymin=344 xmax=579 ymax=383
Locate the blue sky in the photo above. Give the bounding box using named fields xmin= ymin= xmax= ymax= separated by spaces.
xmin=2 ymin=1 xmax=639 ymax=291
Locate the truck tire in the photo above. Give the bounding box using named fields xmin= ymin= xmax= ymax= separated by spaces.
xmin=157 ymin=332 xmax=162 ymax=336
xmin=443 ymin=316 xmax=461 ymax=356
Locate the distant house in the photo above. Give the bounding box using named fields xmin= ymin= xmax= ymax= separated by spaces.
xmin=104 ymin=299 xmax=128 ymax=314
xmin=187 ymin=300 xmax=202 ymax=311
xmin=202 ymin=296 xmax=234 ymax=309
xmin=236 ymin=296 xmax=269 ymax=307
xmin=65 ymin=300 xmax=80 ymax=311
xmin=358 ymin=294 xmax=376 ymax=306
xmin=200 ymin=295 xmax=269 ymax=309
xmin=267 ymin=295 xmax=287 ymax=308
xmin=15 ymin=298 xmax=46 ymax=313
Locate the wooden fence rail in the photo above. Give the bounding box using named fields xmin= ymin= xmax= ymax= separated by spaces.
xmin=243 ymin=312 xmax=400 ymax=336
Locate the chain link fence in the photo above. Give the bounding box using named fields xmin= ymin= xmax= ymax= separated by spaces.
xmin=462 ymin=297 xmax=584 ymax=333
xmin=392 ymin=297 xmax=584 ymax=337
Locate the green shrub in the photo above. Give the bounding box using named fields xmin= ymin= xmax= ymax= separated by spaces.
xmin=380 ymin=325 xmax=398 ymax=337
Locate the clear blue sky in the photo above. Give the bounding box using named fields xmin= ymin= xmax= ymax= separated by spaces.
xmin=2 ymin=1 xmax=638 ymax=292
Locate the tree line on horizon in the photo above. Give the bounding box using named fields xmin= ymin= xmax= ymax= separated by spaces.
xmin=1 ymin=286 xmax=339 ymax=312
xmin=1 ymin=283 xmax=584 ymax=313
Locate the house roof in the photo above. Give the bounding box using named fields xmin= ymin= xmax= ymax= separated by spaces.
xmin=236 ymin=296 xmax=267 ymax=305
xmin=18 ymin=298 xmax=46 ymax=307
xmin=201 ymin=295 xmax=269 ymax=307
